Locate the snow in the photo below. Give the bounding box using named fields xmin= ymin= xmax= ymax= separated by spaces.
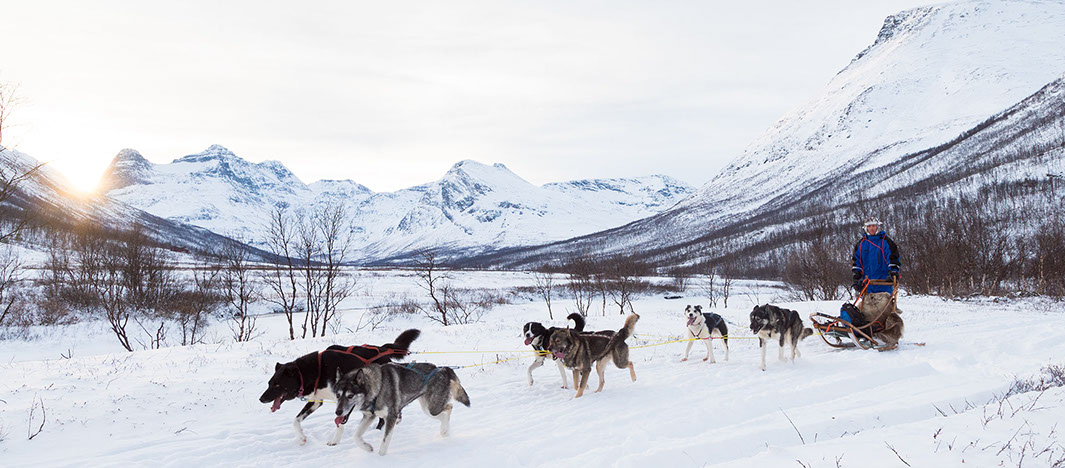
xmin=2 ymin=271 xmax=1063 ymax=467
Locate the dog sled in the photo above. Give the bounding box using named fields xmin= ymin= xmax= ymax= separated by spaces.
xmin=809 ymin=279 xmax=902 ymax=352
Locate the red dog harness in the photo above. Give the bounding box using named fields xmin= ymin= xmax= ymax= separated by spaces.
xmin=306 ymin=345 xmax=409 ymax=398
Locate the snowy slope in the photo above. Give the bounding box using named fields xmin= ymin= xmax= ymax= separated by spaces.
xmin=677 ymin=0 xmax=1065 ymax=224
xmin=0 ymin=148 xmax=256 ymax=256
xmin=465 ymin=0 xmax=1065 ymax=269
xmin=1 ymin=272 xmax=1063 ymax=466
xmin=100 ymin=148 xmax=692 ymax=262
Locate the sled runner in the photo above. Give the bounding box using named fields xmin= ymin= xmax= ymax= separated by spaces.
xmin=809 ymin=279 xmax=901 ymax=352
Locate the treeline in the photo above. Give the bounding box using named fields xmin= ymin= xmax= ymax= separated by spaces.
xmin=24 ymin=223 xmax=260 ymax=350
xmin=743 ymin=178 xmax=1065 ymax=300
xmin=1 ymin=201 xmax=360 ymax=350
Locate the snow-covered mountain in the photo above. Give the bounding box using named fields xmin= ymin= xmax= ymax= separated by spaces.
xmin=463 ymin=0 xmax=1065 ymax=269
xmin=671 ymin=0 xmax=1065 ymax=226
xmin=99 ymin=144 xmax=373 ymax=241
xmin=1 ymin=148 xmax=264 ymax=257
xmin=99 ymin=147 xmax=692 ymax=262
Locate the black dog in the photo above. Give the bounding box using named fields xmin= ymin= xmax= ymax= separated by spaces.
xmin=259 ymin=329 xmax=420 ymax=445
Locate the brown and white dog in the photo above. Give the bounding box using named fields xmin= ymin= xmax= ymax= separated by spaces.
xmin=547 ymin=314 xmax=639 ymax=398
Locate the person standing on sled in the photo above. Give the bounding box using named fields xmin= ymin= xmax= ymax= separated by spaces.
xmin=850 ymin=218 xmax=904 ymax=347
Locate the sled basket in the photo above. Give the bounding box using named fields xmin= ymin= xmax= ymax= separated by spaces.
xmin=809 ymin=279 xmax=899 ymax=352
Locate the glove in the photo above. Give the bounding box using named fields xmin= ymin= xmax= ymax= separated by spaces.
xmin=889 ymin=270 xmax=900 ymax=281
xmin=852 ymin=269 xmax=863 ymax=281
xmin=851 ymin=281 xmax=862 ymax=292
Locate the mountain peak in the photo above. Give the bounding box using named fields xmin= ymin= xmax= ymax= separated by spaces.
xmin=98 ymin=148 xmax=155 ymax=192
xmin=173 ymin=144 xmax=238 ymax=164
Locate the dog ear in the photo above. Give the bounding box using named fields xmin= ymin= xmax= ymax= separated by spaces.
xmin=275 ymin=362 xmax=282 ymax=372
xmin=336 ymin=368 xmax=342 ymax=383
xmin=695 ymin=305 xmax=702 ymax=312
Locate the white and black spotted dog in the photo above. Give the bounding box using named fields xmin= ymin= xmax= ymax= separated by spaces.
xmin=749 ymin=304 xmax=813 ymax=371
xmin=682 ymin=305 xmax=729 ymax=363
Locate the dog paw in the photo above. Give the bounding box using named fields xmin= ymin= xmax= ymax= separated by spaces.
xmin=681 ymin=357 xmax=688 ymax=362
xmin=356 ymin=441 xmax=373 ymax=452
xmin=325 ymin=440 xmax=338 ymax=447
xmin=297 ymin=436 xmax=307 ymax=446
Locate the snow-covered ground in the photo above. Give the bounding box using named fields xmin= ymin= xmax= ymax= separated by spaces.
xmin=1 ymin=271 xmax=1063 ymax=467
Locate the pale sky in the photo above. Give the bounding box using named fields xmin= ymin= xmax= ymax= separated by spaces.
xmin=1 ymin=0 xmax=931 ymax=193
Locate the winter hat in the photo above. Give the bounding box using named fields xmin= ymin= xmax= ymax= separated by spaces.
xmin=863 ymin=217 xmax=881 ymax=227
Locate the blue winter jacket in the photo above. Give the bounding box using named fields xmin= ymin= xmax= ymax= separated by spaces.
xmin=852 ymin=231 xmax=901 ymax=293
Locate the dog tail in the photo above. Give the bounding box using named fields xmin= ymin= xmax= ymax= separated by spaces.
xmin=443 ymin=367 xmax=471 ymax=407
xmin=800 ymin=328 xmax=814 ymax=341
xmin=386 ymin=329 xmax=421 ymax=359
xmin=567 ymin=313 xmax=586 ymax=333
xmin=604 ymin=313 xmax=640 ymax=351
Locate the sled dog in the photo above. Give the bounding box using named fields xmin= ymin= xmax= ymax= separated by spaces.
xmin=259 ymin=329 xmax=420 ymax=445
xmin=749 ymin=304 xmax=812 ymax=371
xmin=547 ymin=313 xmax=639 ymax=398
xmin=682 ymin=305 xmax=729 ymax=363
xmin=523 ymin=313 xmax=615 ymax=387
xmin=334 ymin=362 xmax=471 ymax=456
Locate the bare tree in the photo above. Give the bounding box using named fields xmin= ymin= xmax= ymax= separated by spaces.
xmin=608 ymin=258 xmax=645 ymax=315
xmin=667 ymin=267 xmax=690 ymax=293
xmin=173 ymin=256 xmax=224 ymax=345
xmin=563 ymin=256 xmax=595 ymax=316
xmin=263 ymin=206 xmax=301 ymax=340
xmin=68 ymin=225 xmax=176 ymax=351
xmin=293 ymin=209 xmax=325 ymax=338
xmin=415 ymin=250 xmax=450 ymax=326
xmin=315 ymin=202 xmax=355 ymax=337
xmin=703 ymin=262 xmax=718 ymax=307
xmin=532 ymin=271 xmax=555 ymax=319
xmin=220 ymin=240 xmax=261 ymax=342
xmin=0 ymin=246 xmax=21 ymax=327
xmin=718 ymin=263 xmax=735 ymax=308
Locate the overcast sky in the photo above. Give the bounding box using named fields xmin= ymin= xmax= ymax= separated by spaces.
xmin=1 ymin=0 xmax=931 ymax=192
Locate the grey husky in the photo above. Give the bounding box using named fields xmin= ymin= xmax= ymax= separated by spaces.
xmin=749 ymin=304 xmax=813 ymax=371
xmin=333 ymin=362 xmax=471 ymax=456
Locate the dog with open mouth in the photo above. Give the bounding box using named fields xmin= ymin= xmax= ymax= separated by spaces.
xmin=258 ymin=329 xmax=420 ymax=446
xmin=546 ymin=313 xmax=638 ymax=398
xmin=523 ymin=313 xmax=615 ymax=388
xmin=333 ymin=362 xmax=470 ymax=456
xmin=682 ymin=305 xmax=729 ymax=363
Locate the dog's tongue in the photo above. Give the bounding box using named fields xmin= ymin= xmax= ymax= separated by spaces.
xmin=687 ymin=316 xmax=696 ymax=326
xmin=524 ymin=337 xmax=533 ymax=346
xmin=334 ymin=415 xmax=346 ymax=427
xmin=552 ymin=351 xmax=565 ymax=360
xmin=271 ymin=396 xmax=282 ymax=413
